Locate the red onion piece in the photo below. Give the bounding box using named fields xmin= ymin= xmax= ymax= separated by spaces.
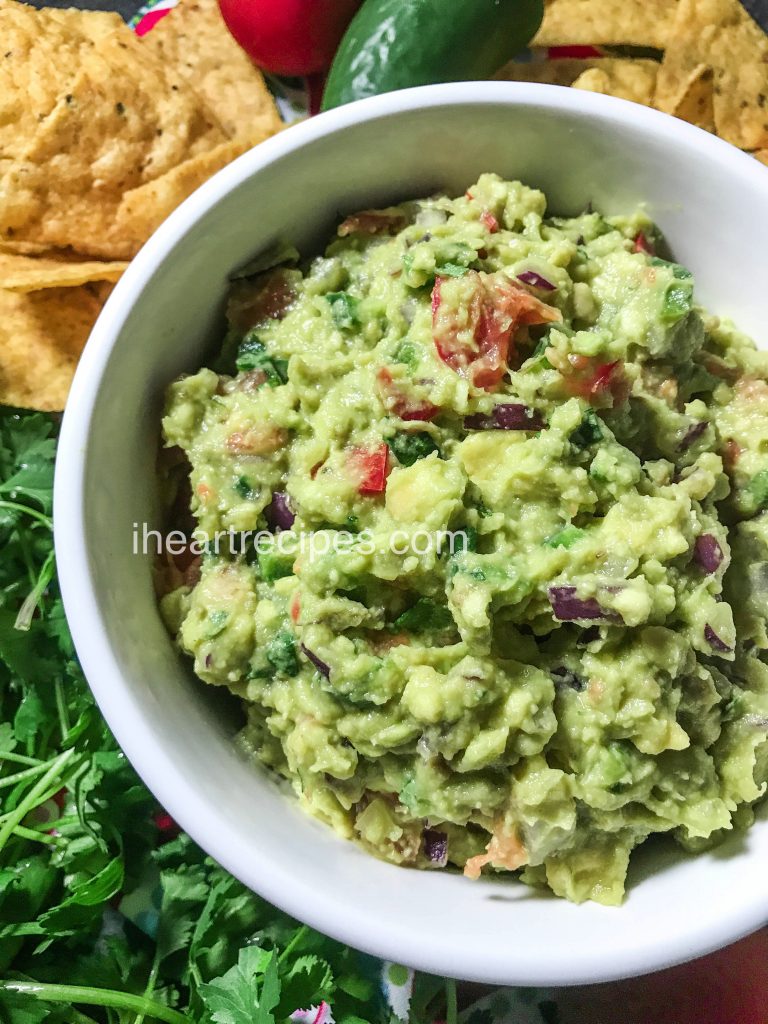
xmin=694 ymin=534 xmax=723 ymax=574
xmin=680 ymin=421 xmax=707 ymax=451
xmin=549 ymin=586 xmax=610 ymax=622
xmin=423 ymin=828 xmax=448 ymax=867
xmin=465 ymin=404 xmax=544 ymax=431
xmin=704 ymin=624 xmax=733 ymax=653
xmin=301 ymin=644 xmax=330 ymax=678
xmin=265 ymin=491 xmax=295 ymax=530
xmin=517 ymin=270 xmax=556 ymax=292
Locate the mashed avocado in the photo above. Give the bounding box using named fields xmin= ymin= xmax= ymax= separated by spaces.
xmin=159 ymin=175 xmax=768 ymax=905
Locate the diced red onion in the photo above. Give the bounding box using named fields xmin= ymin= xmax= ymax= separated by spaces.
xmin=517 ymin=270 xmax=556 ymax=292
xmin=423 ymin=828 xmax=448 ymax=867
xmin=694 ymin=534 xmax=723 ymax=574
xmin=680 ymin=421 xmax=707 ymax=451
xmin=265 ymin=491 xmax=295 ymax=531
xmin=704 ymin=624 xmax=732 ymax=653
xmin=549 ymin=586 xmax=610 ymax=622
xmin=465 ymin=404 xmax=544 ymax=431
xmin=301 ymin=644 xmax=330 ymax=678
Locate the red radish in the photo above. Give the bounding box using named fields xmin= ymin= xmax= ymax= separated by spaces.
xmin=218 ymin=0 xmax=361 ymax=76
xmin=560 ymin=930 xmax=768 ymax=1024
xmin=548 ymin=45 xmax=603 ymax=59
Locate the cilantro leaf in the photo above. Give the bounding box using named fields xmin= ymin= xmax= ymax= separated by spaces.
xmin=199 ymin=947 xmax=280 ymax=1024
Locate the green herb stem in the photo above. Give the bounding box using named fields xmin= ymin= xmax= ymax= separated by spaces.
xmin=278 ymin=924 xmax=309 ymax=964
xmin=0 ymin=750 xmax=43 ymax=768
xmin=0 ymin=981 xmax=190 ymax=1024
xmin=0 ymin=757 xmax=58 ymax=790
xmin=0 ymin=747 xmax=75 ymax=856
xmin=445 ymin=978 xmax=458 ymax=1024
xmin=10 ymin=824 xmax=59 ymax=844
xmin=14 ymin=548 xmax=55 ymax=630
xmin=0 ymin=500 xmax=53 ymax=530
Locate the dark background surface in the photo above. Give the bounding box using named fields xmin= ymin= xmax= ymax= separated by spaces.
xmin=23 ymin=0 xmax=768 ymax=32
xmin=28 ymin=0 xmax=137 ymax=18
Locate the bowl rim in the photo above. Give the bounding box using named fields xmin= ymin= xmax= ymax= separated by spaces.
xmin=54 ymin=81 xmax=768 ymax=986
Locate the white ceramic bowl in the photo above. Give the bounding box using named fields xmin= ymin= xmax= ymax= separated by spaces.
xmin=55 ymin=83 xmax=768 ymax=986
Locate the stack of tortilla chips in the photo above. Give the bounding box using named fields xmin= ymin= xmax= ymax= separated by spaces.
xmin=502 ymin=0 xmax=768 ymax=160
xmin=2 ymin=0 xmax=766 ymax=413
xmin=0 ymin=0 xmax=283 ymax=411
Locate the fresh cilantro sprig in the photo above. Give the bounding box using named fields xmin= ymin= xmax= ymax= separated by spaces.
xmin=0 ymin=407 xmax=459 ymax=1024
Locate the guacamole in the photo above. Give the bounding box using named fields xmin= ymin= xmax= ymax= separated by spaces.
xmin=159 ymin=175 xmax=768 ymax=905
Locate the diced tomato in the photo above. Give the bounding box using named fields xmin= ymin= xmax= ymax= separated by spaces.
xmin=432 ymin=271 xmax=560 ymax=391
xmin=337 ymin=209 xmax=407 ymax=238
xmin=290 ymin=592 xmax=301 ymax=623
xmin=369 ymin=631 xmax=411 ymax=654
xmin=723 ymin=438 xmax=742 ymax=470
xmin=563 ymin=358 xmax=626 ymax=407
xmin=348 ymin=443 xmax=390 ymax=495
xmin=226 ymin=427 xmax=286 ymax=455
xmin=633 ymin=231 xmax=655 ymax=255
xmin=481 ymin=210 xmax=500 ymax=233
xmin=591 ymin=360 xmax=621 ymax=393
xmin=228 ymin=268 xmax=297 ymax=331
xmin=376 ymin=367 xmax=438 ymax=421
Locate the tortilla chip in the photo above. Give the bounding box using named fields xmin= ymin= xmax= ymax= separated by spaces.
xmin=141 ymin=0 xmax=283 ymax=139
xmin=497 ymin=58 xmax=603 ymax=87
xmin=533 ymin=0 xmax=679 ymax=50
xmin=656 ymin=0 xmax=768 ymax=149
xmin=754 ymin=149 xmax=768 ymax=166
xmin=0 ymin=240 xmax=50 ymax=256
xmin=571 ymin=60 xmax=659 ymax=106
xmin=0 ymin=253 xmax=127 ymax=292
xmin=498 ymin=58 xmax=658 ymax=105
xmin=114 ymin=136 xmax=267 ymax=251
xmin=0 ymin=282 xmax=111 ymax=411
xmin=0 ymin=20 xmax=226 ymax=258
xmin=0 ymin=0 xmax=126 ymax=162
xmin=666 ymin=63 xmax=716 ymax=132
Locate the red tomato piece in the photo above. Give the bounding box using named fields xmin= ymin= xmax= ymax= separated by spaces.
xmin=633 ymin=231 xmax=655 ymax=255
xmin=481 ymin=210 xmax=500 ymax=233
xmin=564 ymin=359 xmax=626 ymax=406
xmin=228 ymin=268 xmax=297 ymax=332
xmin=349 ymin=443 xmax=390 ymax=495
xmin=376 ymin=367 xmax=438 ymax=421
xmin=337 ymin=209 xmax=407 ymax=238
xmin=218 ymin=0 xmax=361 ymax=77
xmin=432 ymin=271 xmax=560 ymax=390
